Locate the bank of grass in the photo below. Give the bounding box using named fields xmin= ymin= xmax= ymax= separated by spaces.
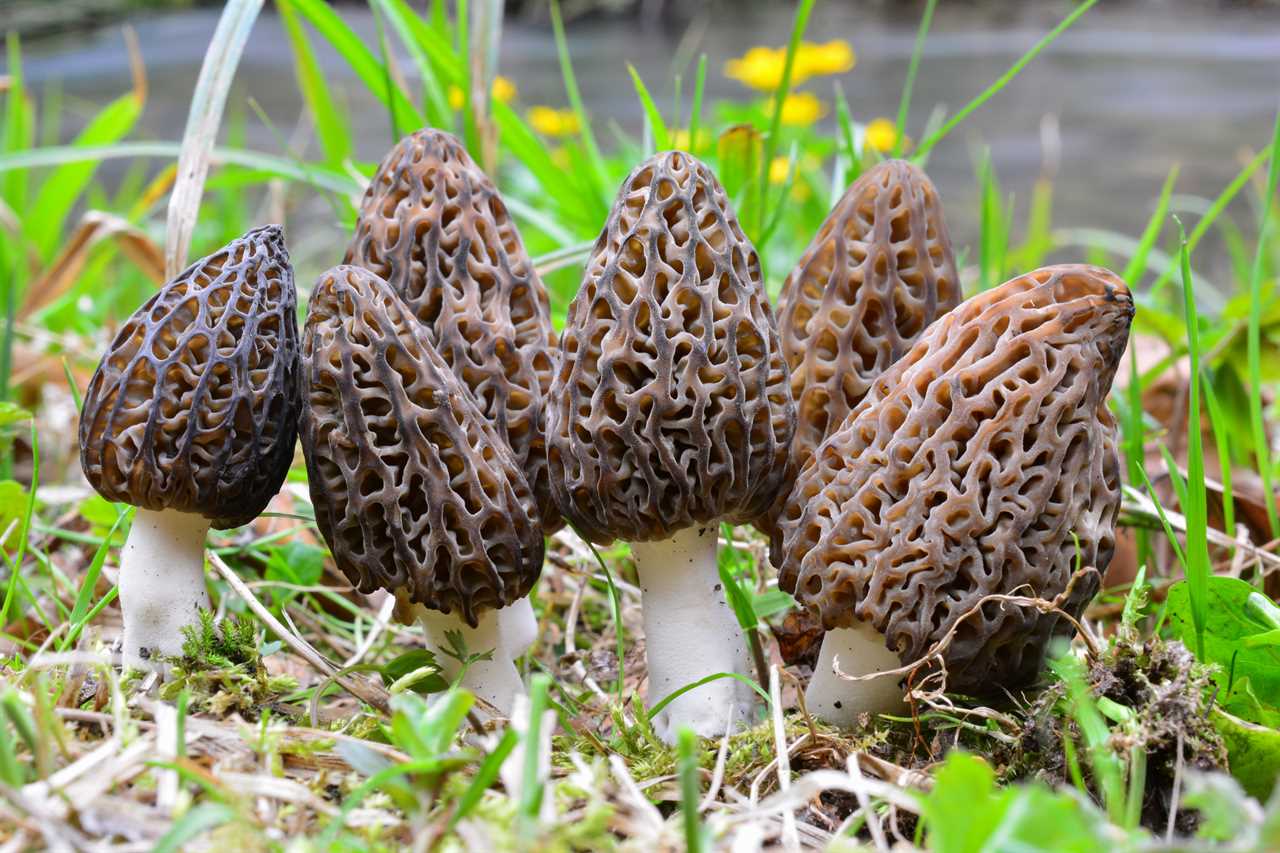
xmin=2 ymin=0 xmax=1280 ymax=849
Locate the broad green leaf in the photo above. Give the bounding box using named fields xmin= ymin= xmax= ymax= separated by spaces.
xmin=0 ymin=480 xmax=27 ymax=550
xmin=264 ymin=540 xmax=326 ymax=588
xmin=1213 ymin=708 xmax=1280 ymax=801
xmin=919 ymin=751 xmax=1110 ymax=853
xmin=1165 ymin=577 xmax=1280 ymax=714
xmin=380 ymin=649 xmax=450 ymax=695
xmin=0 ymin=403 xmax=31 ymax=430
xmin=26 ymin=93 xmax=142 ymax=259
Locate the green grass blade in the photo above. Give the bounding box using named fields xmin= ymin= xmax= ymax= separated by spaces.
xmin=687 ymin=54 xmax=707 ymax=154
xmin=649 ymin=672 xmax=770 ymax=718
xmin=518 ymin=673 xmax=551 ymax=840
xmin=278 ymin=0 xmax=352 ymax=166
xmin=26 ymin=92 xmax=142 ymax=260
xmin=833 ymin=81 xmax=861 ymax=184
xmin=1176 ymin=220 xmax=1210 ymax=660
xmin=913 ymin=0 xmax=1098 ymax=159
xmin=1122 ymin=167 xmax=1179 ymax=286
xmin=678 ymin=727 xmax=706 ymax=853
xmin=892 ymin=0 xmax=937 ymax=158
xmin=373 ymin=0 xmax=454 ymax=129
xmin=1120 ymin=166 xmax=1178 ymax=571
xmin=1247 ymin=108 xmax=1280 ymax=539
xmin=628 ymin=64 xmax=670 ymax=153
xmin=286 ymin=0 xmax=424 ymax=136
xmin=153 ymin=803 xmax=237 ymax=853
xmin=450 ymin=727 xmax=518 ymax=828
xmin=2 ymin=33 xmax=32 ymax=215
xmin=756 ymin=0 xmax=817 ymax=236
xmin=1150 ymin=146 xmax=1271 ymax=298
xmin=0 ymin=142 xmax=359 ymax=195
xmin=549 ymin=0 xmax=611 ymax=208
xmin=1202 ymin=376 xmax=1236 ymax=543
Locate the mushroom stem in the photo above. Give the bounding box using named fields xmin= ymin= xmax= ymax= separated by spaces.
xmin=118 ymin=508 xmax=212 ymax=672
xmin=416 ymin=605 xmax=526 ymax=716
xmin=501 ymin=596 xmax=538 ymax=660
xmin=631 ymin=525 xmax=755 ymax=742
xmin=804 ymin=620 xmax=906 ymax=727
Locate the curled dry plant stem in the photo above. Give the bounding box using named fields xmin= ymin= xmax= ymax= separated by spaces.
xmin=831 ymin=569 xmax=1103 ymax=714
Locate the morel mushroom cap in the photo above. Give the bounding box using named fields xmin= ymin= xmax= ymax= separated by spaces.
xmin=79 ymin=224 xmax=300 ymax=529
xmin=300 ymin=265 xmax=543 ymax=627
xmin=344 ymin=129 xmax=560 ymax=530
xmin=548 ymin=150 xmax=795 ymax=545
xmin=776 ymin=159 xmax=959 ymax=468
xmin=779 ymin=264 xmax=1132 ymax=691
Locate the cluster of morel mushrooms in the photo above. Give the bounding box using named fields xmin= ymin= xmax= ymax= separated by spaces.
xmin=78 ymin=129 xmax=1134 ymax=742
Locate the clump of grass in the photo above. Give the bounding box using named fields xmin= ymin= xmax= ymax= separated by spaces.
xmin=160 ymin=610 xmax=297 ymax=717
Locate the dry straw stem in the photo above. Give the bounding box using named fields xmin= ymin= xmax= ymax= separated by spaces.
xmin=1122 ymin=485 xmax=1280 ymax=576
xmin=20 ymin=211 xmax=164 ymax=318
xmin=208 ymin=551 xmax=390 ymax=713
xmin=165 ymin=0 xmax=264 ymax=276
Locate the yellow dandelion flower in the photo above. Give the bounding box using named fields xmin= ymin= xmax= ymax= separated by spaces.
xmin=773 ymin=92 xmax=827 ymax=127
xmin=528 ymin=106 xmax=580 ymax=137
xmin=726 ymin=40 xmax=855 ymax=91
xmin=795 ymin=40 xmax=855 ymax=78
xmin=668 ymin=128 xmax=706 ymax=151
xmin=725 ymin=46 xmax=795 ymax=92
xmin=448 ymin=77 xmax=518 ymax=111
xmin=864 ymin=117 xmax=906 ymax=153
xmin=769 ymin=156 xmax=792 ymax=184
xmin=768 ymin=156 xmax=812 ymax=201
xmin=492 ymin=75 xmax=517 ymax=104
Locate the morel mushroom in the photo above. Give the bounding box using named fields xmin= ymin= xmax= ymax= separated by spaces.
xmin=548 ymin=152 xmax=795 ymax=740
xmin=775 ymin=158 xmax=959 ymax=475
xmin=777 ymin=265 xmax=1132 ymax=726
xmin=344 ymin=129 xmax=559 ymax=534
xmin=79 ymin=225 xmax=300 ymax=671
xmin=761 ymin=161 xmax=959 ymax=643
xmin=300 ymin=265 xmax=543 ymax=714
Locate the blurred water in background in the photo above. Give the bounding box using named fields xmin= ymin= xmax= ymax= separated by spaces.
xmin=17 ymin=0 xmax=1280 ymax=289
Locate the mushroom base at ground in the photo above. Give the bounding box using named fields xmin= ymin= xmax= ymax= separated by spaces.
xmin=415 ymin=603 xmax=528 ymax=716
xmin=804 ymin=620 xmax=907 ymax=727
xmin=117 ymin=507 xmax=213 ymax=672
xmin=631 ymin=525 xmax=757 ymax=743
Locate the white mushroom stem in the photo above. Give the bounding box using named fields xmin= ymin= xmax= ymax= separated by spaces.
xmin=117 ymin=507 xmax=212 ymax=672
xmin=500 ymin=596 xmax=538 ymax=660
xmin=804 ymin=620 xmax=906 ymax=728
xmin=631 ymin=525 xmax=756 ymax=743
xmin=416 ymin=604 xmax=526 ymax=717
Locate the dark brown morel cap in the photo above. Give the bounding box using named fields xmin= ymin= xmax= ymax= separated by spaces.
xmin=78 ymin=225 xmax=300 ymax=529
xmin=548 ymin=151 xmax=796 ymax=545
xmin=344 ymin=129 xmax=560 ymax=531
xmin=300 ymin=265 xmax=543 ymax=626
xmin=776 ymin=159 xmax=959 ymax=469
xmin=778 ymin=265 xmax=1133 ymax=692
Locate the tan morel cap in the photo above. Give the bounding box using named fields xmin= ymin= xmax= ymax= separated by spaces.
xmin=778 ymin=264 xmax=1133 ymax=692
xmin=79 ymin=225 xmax=300 ymax=529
